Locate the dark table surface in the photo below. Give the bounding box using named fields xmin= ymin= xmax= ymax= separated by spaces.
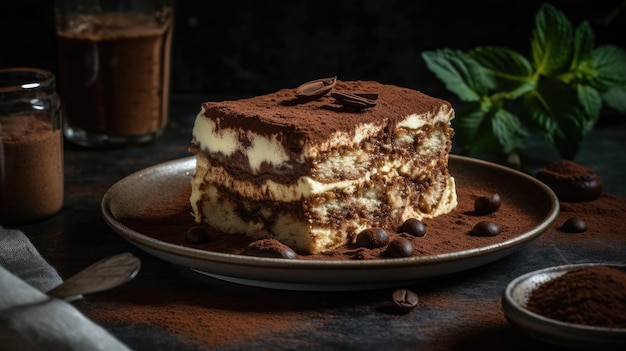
xmin=15 ymin=95 xmax=626 ymax=351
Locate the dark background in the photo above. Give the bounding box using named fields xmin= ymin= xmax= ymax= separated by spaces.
xmin=1 ymin=0 xmax=625 ymax=98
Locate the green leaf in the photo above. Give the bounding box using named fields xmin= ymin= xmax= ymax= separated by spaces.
xmin=491 ymin=108 xmax=528 ymax=153
xmin=587 ymin=45 xmax=626 ymax=90
xmin=453 ymin=101 xmax=499 ymax=154
xmin=422 ymin=49 xmax=488 ymax=102
xmin=602 ymin=86 xmax=626 ymax=112
xmin=571 ymin=21 xmax=594 ymax=68
xmin=576 ymin=84 xmax=602 ymax=132
xmin=421 ymin=3 xmax=620 ymax=162
xmin=531 ymin=3 xmax=573 ymax=77
xmin=550 ymin=110 xmax=586 ymax=160
xmin=491 ymin=109 xmax=528 ymax=154
xmin=522 ymin=79 xmax=586 ymax=159
xmin=469 ymin=46 xmax=536 ymax=99
xmin=452 ymin=99 xmax=527 ymax=155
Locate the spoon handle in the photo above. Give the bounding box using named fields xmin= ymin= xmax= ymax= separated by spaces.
xmin=47 ymin=252 xmax=141 ymax=299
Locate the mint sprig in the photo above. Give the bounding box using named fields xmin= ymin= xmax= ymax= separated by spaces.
xmin=422 ymin=3 xmax=626 ymax=162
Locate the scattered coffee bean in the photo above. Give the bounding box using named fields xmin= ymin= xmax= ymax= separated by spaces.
xmin=385 ymin=238 xmax=414 ymax=258
xmin=241 ymin=239 xmax=298 ymax=259
xmin=243 ymin=247 xmax=297 ymax=259
xmin=470 ymin=221 xmax=500 ymax=237
xmin=398 ymin=218 xmax=426 ymax=237
xmin=242 ymin=246 xmax=297 ymax=259
xmin=474 ymin=193 xmax=501 ymax=215
xmin=560 ymin=217 xmax=587 ymax=233
xmin=392 ymin=289 xmax=419 ymax=311
xmin=356 ymin=228 xmax=390 ymax=248
xmin=185 ymin=226 xmax=210 ymax=244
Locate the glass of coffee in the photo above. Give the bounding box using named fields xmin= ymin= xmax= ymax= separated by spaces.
xmin=54 ymin=0 xmax=174 ymax=147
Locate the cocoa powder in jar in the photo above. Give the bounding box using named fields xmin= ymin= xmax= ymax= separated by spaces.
xmin=0 ymin=68 xmax=63 ymax=224
xmin=0 ymin=115 xmax=64 ymax=224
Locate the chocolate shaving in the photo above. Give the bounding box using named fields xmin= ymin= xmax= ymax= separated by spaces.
xmin=295 ymin=76 xmax=337 ymax=99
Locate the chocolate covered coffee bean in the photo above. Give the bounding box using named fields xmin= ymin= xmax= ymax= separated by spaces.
xmin=356 ymin=228 xmax=390 ymax=248
xmin=560 ymin=217 xmax=587 ymax=233
xmin=242 ymin=239 xmax=298 ymax=259
xmin=398 ymin=218 xmax=426 ymax=237
xmin=385 ymin=238 xmax=414 ymax=258
xmin=474 ymin=193 xmax=501 ymax=215
xmin=470 ymin=221 xmax=500 ymax=237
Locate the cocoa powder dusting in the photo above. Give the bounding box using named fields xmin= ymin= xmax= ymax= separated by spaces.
xmin=525 ymin=266 xmax=626 ymax=328
xmin=84 ymin=161 xmax=626 ymax=349
xmin=82 ymin=287 xmax=323 ymax=348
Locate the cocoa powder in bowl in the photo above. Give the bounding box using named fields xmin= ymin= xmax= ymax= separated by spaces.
xmin=525 ymin=266 xmax=626 ymax=328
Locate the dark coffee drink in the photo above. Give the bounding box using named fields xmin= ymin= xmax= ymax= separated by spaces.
xmin=56 ymin=11 xmax=173 ymax=146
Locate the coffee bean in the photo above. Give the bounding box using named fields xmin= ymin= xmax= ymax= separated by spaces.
xmin=398 ymin=218 xmax=426 ymax=237
xmin=242 ymin=247 xmax=298 ymax=259
xmin=560 ymin=217 xmax=587 ymax=233
xmin=242 ymin=243 xmax=298 ymax=259
xmin=185 ymin=226 xmax=210 ymax=244
xmin=356 ymin=228 xmax=390 ymax=248
xmin=385 ymin=238 xmax=414 ymax=258
xmin=470 ymin=221 xmax=500 ymax=236
xmin=474 ymin=193 xmax=501 ymax=215
xmin=392 ymin=289 xmax=419 ymax=311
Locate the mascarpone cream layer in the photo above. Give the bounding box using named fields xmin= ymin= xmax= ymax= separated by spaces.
xmin=190 ymin=166 xmax=457 ymax=253
xmin=191 ymin=124 xmax=450 ymax=203
xmin=191 ymin=106 xmax=454 ymax=175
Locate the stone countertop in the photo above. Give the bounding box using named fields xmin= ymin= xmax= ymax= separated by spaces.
xmin=16 ymin=94 xmax=626 ymax=351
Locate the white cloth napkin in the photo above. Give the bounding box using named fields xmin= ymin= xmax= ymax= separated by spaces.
xmin=0 ymin=225 xmax=132 ymax=351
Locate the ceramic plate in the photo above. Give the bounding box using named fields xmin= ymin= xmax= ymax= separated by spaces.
xmin=101 ymin=155 xmax=559 ymax=291
xmin=503 ymin=263 xmax=626 ymax=350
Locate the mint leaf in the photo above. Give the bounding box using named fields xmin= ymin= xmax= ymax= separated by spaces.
xmin=469 ymin=46 xmax=535 ymax=98
xmin=531 ymin=3 xmax=573 ymax=77
xmin=576 ymin=84 xmax=602 ymax=132
xmin=571 ymin=21 xmax=594 ymax=68
xmin=422 ymin=3 xmax=626 ymax=162
xmin=550 ymin=110 xmax=586 ymax=160
xmin=588 ymin=45 xmax=626 ymax=90
xmin=602 ymin=86 xmax=626 ymax=112
xmin=421 ymin=49 xmax=488 ymax=101
xmin=453 ymin=100 xmax=527 ymax=155
xmin=522 ymin=79 xmax=585 ymax=159
xmin=491 ymin=108 xmax=528 ymax=153
xmin=453 ymin=101 xmax=499 ymax=154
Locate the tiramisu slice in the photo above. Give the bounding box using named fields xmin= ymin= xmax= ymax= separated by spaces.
xmin=189 ymin=80 xmax=457 ymax=254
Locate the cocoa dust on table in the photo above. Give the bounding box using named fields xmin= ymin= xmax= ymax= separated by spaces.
xmin=86 ymin=175 xmax=626 ymax=349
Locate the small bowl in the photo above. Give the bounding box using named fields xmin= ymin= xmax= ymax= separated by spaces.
xmin=502 ymin=263 xmax=626 ymax=350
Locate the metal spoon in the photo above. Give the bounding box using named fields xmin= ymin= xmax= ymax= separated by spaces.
xmin=46 ymin=252 xmax=141 ymax=300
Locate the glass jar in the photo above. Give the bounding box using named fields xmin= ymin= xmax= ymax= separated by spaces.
xmin=0 ymin=68 xmax=64 ymax=225
xmin=55 ymin=0 xmax=174 ymax=147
